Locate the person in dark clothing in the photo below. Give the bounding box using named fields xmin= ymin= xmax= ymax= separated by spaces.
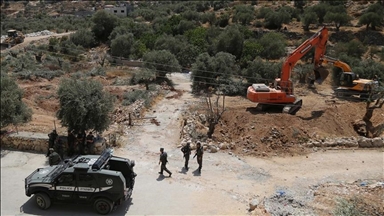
xmin=77 ymin=130 xmax=86 ymax=155
xmin=86 ymin=132 xmax=94 ymax=154
xmin=181 ymin=142 xmax=191 ymax=170
xmin=47 ymin=130 xmax=58 ymax=157
xmin=55 ymin=138 xmax=64 ymax=160
xmin=193 ymin=142 xmax=204 ymax=173
xmin=48 ymin=148 xmax=62 ymax=166
xmin=158 ymin=148 xmax=172 ymax=177
xmin=67 ymin=130 xmax=75 ymax=157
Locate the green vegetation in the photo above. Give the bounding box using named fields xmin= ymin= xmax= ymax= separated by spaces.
xmin=0 ymin=73 xmax=32 ymax=128
xmin=57 ymin=78 xmax=115 ymax=133
xmin=2 ymin=0 xmax=383 ymax=101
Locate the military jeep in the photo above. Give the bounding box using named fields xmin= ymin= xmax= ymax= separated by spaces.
xmin=25 ymin=149 xmax=136 ymax=215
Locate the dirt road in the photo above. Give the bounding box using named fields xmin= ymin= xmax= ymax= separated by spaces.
xmin=1 ymin=73 xmax=383 ymax=215
xmin=1 ymin=32 xmax=73 ymax=53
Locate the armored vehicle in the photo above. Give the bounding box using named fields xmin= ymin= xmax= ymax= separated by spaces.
xmin=25 ymin=149 xmax=136 ymax=215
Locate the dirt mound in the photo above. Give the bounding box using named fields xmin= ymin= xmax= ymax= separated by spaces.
xmin=213 ymin=88 xmax=383 ymax=157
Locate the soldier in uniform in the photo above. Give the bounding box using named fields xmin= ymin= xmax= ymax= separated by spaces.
xmin=181 ymin=142 xmax=191 ymax=170
xmin=77 ymin=130 xmax=86 ymax=155
xmin=86 ymin=132 xmax=95 ymax=154
xmin=67 ymin=130 xmax=75 ymax=157
xmin=47 ymin=130 xmax=58 ymax=157
xmin=55 ymin=138 xmax=64 ymax=160
xmin=193 ymin=142 xmax=204 ymax=173
xmin=158 ymin=148 xmax=172 ymax=177
xmin=48 ymin=148 xmax=62 ymax=166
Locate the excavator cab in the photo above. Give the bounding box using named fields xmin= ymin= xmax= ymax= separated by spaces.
xmin=7 ymin=30 xmax=18 ymax=38
xmin=339 ymin=72 xmax=356 ymax=87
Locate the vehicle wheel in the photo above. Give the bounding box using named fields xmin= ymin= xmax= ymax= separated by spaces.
xmin=94 ymin=198 xmax=113 ymax=215
xmin=35 ymin=193 xmax=51 ymax=210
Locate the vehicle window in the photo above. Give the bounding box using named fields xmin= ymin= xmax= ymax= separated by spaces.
xmin=78 ymin=174 xmax=97 ymax=187
xmin=57 ymin=174 xmax=74 ymax=186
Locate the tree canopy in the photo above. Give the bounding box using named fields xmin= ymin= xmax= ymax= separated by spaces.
xmin=56 ymin=78 xmax=115 ymax=133
xmin=0 ymin=73 xmax=32 ymax=128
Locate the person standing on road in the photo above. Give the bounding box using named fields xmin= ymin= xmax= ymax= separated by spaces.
xmin=86 ymin=131 xmax=95 ymax=154
xmin=46 ymin=130 xmax=58 ymax=157
xmin=181 ymin=142 xmax=191 ymax=170
xmin=158 ymin=148 xmax=172 ymax=177
xmin=193 ymin=142 xmax=204 ymax=173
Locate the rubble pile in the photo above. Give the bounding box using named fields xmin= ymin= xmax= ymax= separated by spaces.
xmin=24 ymin=30 xmax=55 ymax=37
xmin=179 ymin=110 xmax=383 ymax=156
xmin=306 ymin=136 xmax=384 ymax=148
xmin=111 ymin=101 xmax=145 ymax=124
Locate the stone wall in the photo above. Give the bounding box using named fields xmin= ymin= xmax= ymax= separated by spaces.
xmin=305 ymin=136 xmax=384 ymax=148
xmin=0 ymin=131 xmax=107 ymax=155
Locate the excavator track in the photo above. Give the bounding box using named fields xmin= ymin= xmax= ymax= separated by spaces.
xmin=282 ymin=99 xmax=303 ymax=115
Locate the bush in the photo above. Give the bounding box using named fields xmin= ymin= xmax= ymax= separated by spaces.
xmin=70 ymin=29 xmax=96 ymax=48
xmin=256 ymin=7 xmax=273 ymax=19
xmin=258 ymin=32 xmax=287 ymax=60
xmin=122 ymin=89 xmax=148 ymax=106
xmin=111 ymin=33 xmax=135 ymax=58
xmin=0 ymin=72 xmax=32 ymax=128
xmin=16 ymin=70 xmax=65 ymax=80
xmin=57 ymin=78 xmax=115 ymax=132
xmin=142 ymin=50 xmax=181 ymax=78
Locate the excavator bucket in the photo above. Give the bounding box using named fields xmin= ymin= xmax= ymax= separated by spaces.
xmin=313 ymin=66 xmax=329 ymax=84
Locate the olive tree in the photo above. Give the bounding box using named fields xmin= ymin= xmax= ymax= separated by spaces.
xmin=324 ymin=12 xmax=351 ymax=31
xmin=142 ymin=50 xmax=181 ymax=78
xmin=301 ymin=11 xmax=318 ymax=31
xmin=70 ymin=29 xmax=96 ymax=48
xmin=91 ymin=10 xmax=119 ymax=42
xmin=215 ymin=25 xmax=244 ymax=59
xmin=110 ymin=33 xmax=135 ymax=58
xmin=0 ymin=73 xmax=32 ymax=128
xmin=57 ymin=78 xmax=115 ymax=133
xmin=191 ymin=52 xmax=239 ymax=93
xmin=258 ymin=32 xmax=287 ymax=60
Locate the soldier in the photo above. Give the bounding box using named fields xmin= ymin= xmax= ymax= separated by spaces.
xmin=181 ymin=142 xmax=191 ymax=170
xmin=48 ymin=148 xmax=62 ymax=166
xmin=158 ymin=148 xmax=172 ymax=177
xmin=77 ymin=130 xmax=86 ymax=155
xmin=46 ymin=130 xmax=58 ymax=157
xmin=67 ymin=130 xmax=75 ymax=157
xmin=193 ymin=142 xmax=204 ymax=173
xmin=86 ymin=132 xmax=95 ymax=154
xmin=55 ymin=138 xmax=64 ymax=160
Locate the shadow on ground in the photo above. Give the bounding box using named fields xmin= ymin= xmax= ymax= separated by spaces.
xmin=20 ymin=196 xmax=133 ymax=216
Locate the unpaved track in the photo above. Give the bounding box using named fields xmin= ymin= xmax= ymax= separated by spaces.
xmin=1 ymin=73 xmax=383 ymax=215
xmin=1 ymin=32 xmax=73 ymax=53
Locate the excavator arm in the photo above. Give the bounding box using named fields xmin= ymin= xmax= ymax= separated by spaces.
xmin=321 ymin=55 xmax=352 ymax=72
xmin=280 ymin=26 xmax=329 ymax=93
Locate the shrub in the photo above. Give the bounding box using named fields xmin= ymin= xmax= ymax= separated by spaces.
xmin=258 ymin=32 xmax=287 ymax=60
xmin=111 ymin=33 xmax=135 ymax=58
xmin=70 ymin=29 xmax=96 ymax=48
xmin=16 ymin=70 xmax=65 ymax=80
xmin=0 ymin=72 xmax=32 ymax=128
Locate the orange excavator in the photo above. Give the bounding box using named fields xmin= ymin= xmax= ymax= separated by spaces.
xmin=320 ymin=55 xmax=379 ymax=99
xmin=247 ymin=26 xmax=330 ymax=115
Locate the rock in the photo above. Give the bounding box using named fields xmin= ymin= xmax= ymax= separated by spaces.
xmin=249 ymin=198 xmax=259 ymax=211
xmin=372 ymin=137 xmax=384 ymax=147
xmin=209 ymin=146 xmax=218 ymax=153
xmin=358 ymin=137 xmax=373 ymax=147
xmin=219 ymin=142 xmax=228 ymax=150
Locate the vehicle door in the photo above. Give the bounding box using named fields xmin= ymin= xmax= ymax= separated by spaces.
xmin=75 ymin=173 xmax=99 ymax=203
xmin=55 ymin=173 xmax=76 ymax=202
